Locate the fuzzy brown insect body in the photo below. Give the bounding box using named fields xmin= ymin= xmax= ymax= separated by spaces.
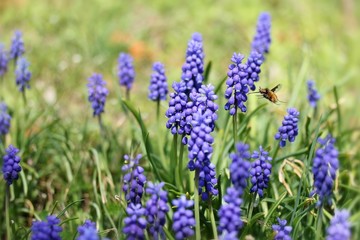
xmin=259 ymin=86 xmax=279 ymax=103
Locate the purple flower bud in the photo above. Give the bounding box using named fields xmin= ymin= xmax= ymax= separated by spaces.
xmin=148 ymin=62 xmax=168 ymax=101
xmin=312 ymin=135 xmax=339 ymax=206
xmin=251 ymin=12 xmax=271 ymax=55
xmin=123 ymin=203 xmax=147 ymax=240
xmin=326 ymin=210 xmax=351 ymax=240
xmin=250 ymin=146 xmax=272 ymax=197
xmin=172 ymin=196 xmax=195 ymax=240
xmin=15 ymin=57 xmax=31 ymax=92
xmin=219 ymin=231 xmax=238 ymax=240
xmin=307 ymin=80 xmax=321 ymax=108
xmin=218 ymin=187 xmax=243 ymax=236
xmin=272 ymin=218 xmax=292 ymax=240
xmin=87 ymin=73 xmax=109 ymax=116
xmin=145 ymin=182 xmax=169 ymax=240
xmin=0 ymin=102 xmax=11 ymax=135
xmin=229 ymin=143 xmax=251 ymax=196
xmin=10 ymin=31 xmax=25 ymax=61
xmin=275 ymin=108 xmax=299 ymax=148
xmin=77 ymin=220 xmax=99 ymax=240
xmin=118 ymin=53 xmax=135 ymax=90
xmin=246 ymin=51 xmax=264 ymax=91
xmin=122 ymin=154 xmax=146 ymax=205
xmin=181 ymin=33 xmax=205 ymax=93
xmin=2 ymin=145 xmax=21 ymax=185
xmin=31 ymin=215 xmax=62 ymax=240
xmin=0 ymin=44 xmax=9 ymax=77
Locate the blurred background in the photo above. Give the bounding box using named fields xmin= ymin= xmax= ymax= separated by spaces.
xmin=0 ymin=0 xmax=359 ymax=125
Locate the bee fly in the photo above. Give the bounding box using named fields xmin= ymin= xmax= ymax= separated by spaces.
xmin=251 ymin=84 xmax=285 ymax=104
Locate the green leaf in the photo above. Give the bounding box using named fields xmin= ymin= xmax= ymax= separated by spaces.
xmin=262 ymin=191 xmax=287 ymax=231
xmin=204 ymin=61 xmax=212 ymax=84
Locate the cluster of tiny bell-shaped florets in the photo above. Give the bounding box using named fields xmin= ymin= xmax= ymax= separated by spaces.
xmin=0 ymin=43 xmax=8 ymax=77
xmin=145 ymin=182 xmax=169 ymax=240
xmin=249 ymin=146 xmax=272 ymax=197
xmin=10 ymin=30 xmax=25 ymax=62
xmin=0 ymin=102 xmax=11 ymax=136
xmin=181 ymin=32 xmax=205 ymax=93
xmin=148 ymin=62 xmax=168 ymax=102
xmin=15 ymin=57 xmax=31 ymax=92
xmin=311 ymin=135 xmax=339 ymax=207
xmin=272 ymin=218 xmax=293 ymax=240
xmin=31 ymin=215 xmax=62 ymax=240
xmin=2 ymin=144 xmax=22 ymax=185
xmin=87 ymin=73 xmax=109 ymax=117
xmin=118 ymin=52 xmax=135 ymax=91
xmin=172 ymin=196 xmax=196 ymax=240
xmin=251 ymin=12 xmax=272 ymax=55
xmin=307 ymin=80 xmax=321 ymax=108
xmin=326 ymin=210 xmax=351 ymax=240
xmin=275 ymin=108 xmax=300 ymax=148
xmin=121 ymin=154 xmax=147 ymax=205
xmin=76 ymin=220 xmax=100 ymax=240
xmin=123 ymin=203 xmax=147 ymax=240
xmin=229 ymin=142 xmax=251 ymax=195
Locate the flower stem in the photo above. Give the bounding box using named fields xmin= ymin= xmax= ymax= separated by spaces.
xmin=126 ymin=88 xmax=130 ymax=101
xmin=5 ymin=185 xmax=11 ymax=240
xmin=178 ymin=135 xmax=185 ymax=191
xmin=194 ymin=170 xmax=201 ymax=240
xmin=98 ymin=115 xmax=105 ymax=137
xmin=208 ymin=199 xmax=218 ymax=240
xmin=233 ymin=111 xmax=238 ymax=147
xmin=247 ymin=194 xmax=255 ymax=221
xmin=156 ymin=99 xmax=160 ymax=122
xmin=22 ymin=91 xmax=27 ymax=106
xmin=173 ymin=134 xmax=180 ymax=187
xmin=315 ymin=207 xmax=323 ymax=240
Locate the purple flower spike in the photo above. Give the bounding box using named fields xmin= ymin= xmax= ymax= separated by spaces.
xmin=326 ymin=210 xmax=351 ymax=240
xmin=224 ymin=53 xmax=249 ymax=114
xmin=118 ymin=53 xmax=135 ymax=90
xmin=172 ymin=196 xmax=195 ymax=240
xmin=145 ymin=182 xmax=169 ymax=240
xmin=0 ymin=102 xmax=11 ymax=135
xmin=245 ymin=51 xmax=264 ymax=91
xmin=10 ymin=30 xmax=25 ymax=61
xmin=229 ymin=142 xmax=251 ymax=196
xmin=312 ymin=135 xmax=339 ymax=206
xmin=77 ymin=220 xmax=99 ymax=240
xmin=87 ymin=73 xmax=109 ymax=116
xmin=148 ymin=62 xmax=168 ymax=101
xmin=218 ymin=187 xmax=243 ymax=237
xmin=181 ymin=33 xmax=205 ymax=93
xmin=31 ymin=215 xmax=62 ymax=240
xmin=249 ymin=146 xmax=272 ymax=197
xmin=165 ymin=81 xmax=188 ymax=135
xmin=0 ymin=44 xmax=9 ymax=77
xmin=15 ymin=57 xmax=31 ymax=92
xmin=2 ymin=145 xmax=21 ymax=185
xmin=123 ymin=203 xmax=147 ymax=240
xmin=122 ymin=154 xmax=147 ymax=205
xmin=251 ymin=12 xmax=272 ymax=55
xmin=219 ymin=231 xmax=238 ymax=240
xmin=187 ymin=109 xmax=218 ymax=200
xmin=272 ymin=218 xmax=292 ymax=240
xmin=275 ymin=108 xmax=300 ymax=148
xmin=307 ymin=80 xmax=321 ymax=108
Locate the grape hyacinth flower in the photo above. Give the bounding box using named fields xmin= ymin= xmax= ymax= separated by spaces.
xmin=2 ymin=145 xmax=21 ymax=185
xmin=229 ymin=142 xmax=251 ymax=195
xmin=172 ymin=196 xmax=195 ymax=240
xmin=145 ymin=182 xmax=169 ymax=240
xmin=118 ymin=53 xmax=135 ymax=97
xmin=0 ymin=44 xmax=8 ymax=77
xmin=245 ymin=51 xmax=264 ymax=89
xmin=326 ymin=210 xmax=351 ymax=240
xmin=165 ymin=81 xmax=188 ymax=135
xmin=224 ymin=53 xmax=250 ymax=115
xmin=148 ymin=62 xmax=168 ymax=101
xmin=181 ymin=33 xmax=205 ymax=93
xmin=187 ymin=109 xmax=218 ymax=200
xmin=219 ymin=231 xmax=238 ymax=240
xmin=250 ymin=146 xmax=272 ymax=197
xmin=87 ymin=73 xmax=109 ymax=116
xmin=218 ymin=187 xmax=243 ymax=236
xmin=275 ymin=108 xmax=300 ymax=148
xmin=122 ymin=154 xmax=147 ymax=205
xmin=312 ymin=135 xmax=339 ymax=206
xmin=272 ymin=218 xmax=292 ymax=240
xmin=251 ymin=12 xmax=272 ymax=55
xmin=31 ymin=215 xmax=62 ymax=240
xmin=15 ymin=57 xmax=31 ymax=92
xmin=10 ymin=31 xmax=25 ymax=61
xmin=0 ymin=102 xmax=11 ymax=136
xmin=123 ymin=203 xmax=147 ymax=240
xmin=77 ymin=220 xmax=99 ymax=240
xmin=307 ymin=80 xmax=321 ymax=108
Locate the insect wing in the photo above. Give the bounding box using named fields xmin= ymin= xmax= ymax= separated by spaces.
xmin=271 ymin=84 xmax=282 ymax=93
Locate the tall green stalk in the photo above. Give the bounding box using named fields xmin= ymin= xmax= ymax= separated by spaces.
xmin=208 ymin=199 xmax=218 ymax=240
xmin=173 ymin=134 xmax=181 ymax=187
xmin=5 ymin=185 xmax=11 ymax=240
xmin=178 ymin=135 xmax=185 ymax=191
xmin=233 ymin=112 xmax=238 ymax=146
xmin=194 ymin=170 xmax=201 ymax=240
xmin=315 ymin=207 xmax=323 ymax=240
